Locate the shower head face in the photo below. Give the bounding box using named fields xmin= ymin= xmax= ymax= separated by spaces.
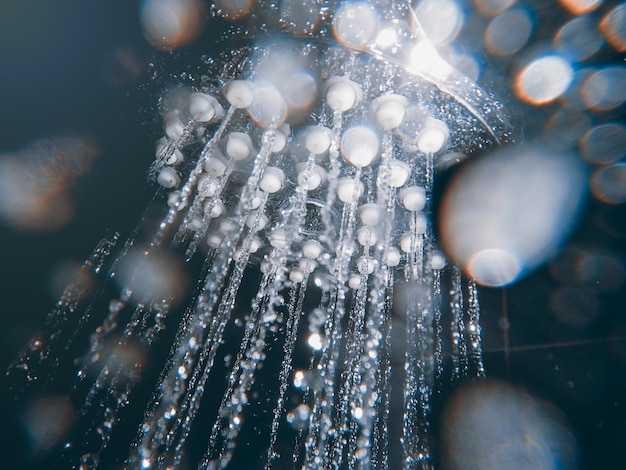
xmin=147 ymin=22 xmax=518 ymax=268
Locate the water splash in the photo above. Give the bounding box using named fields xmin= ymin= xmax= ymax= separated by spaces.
xmin=7 ymin=1 xmax=516 ymax=468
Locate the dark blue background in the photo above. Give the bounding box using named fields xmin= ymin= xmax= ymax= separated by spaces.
xmin=0 ymin=1 xmax=625 ymax=469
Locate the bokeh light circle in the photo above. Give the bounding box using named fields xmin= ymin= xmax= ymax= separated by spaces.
xmin=554 ymin=15 xmax=604 ymax=61
xmin=415 ymin=0 xmax=464 ymax=46
xmin=467 ymin=249 xmax=521 ymax=287
xmin=600 ymin=2 xmax=626 ymax=52
xmin=579 ymin=123 xmax=626 ymax=165
xmin=485 ymin=8 xmax=533 ymax=57
xmin=591 ymin=163 xmax=626 ymax=204
xmin=581 ymin=66 xmax=626 ymax=111
xmin=140 ymin=0 xmax=205 ymax=51
xmin=558 ymin=0 xmax=603 ymax=16
xmin=441 ymin=380 xmax=579 ymax=470
xmin=474 ymin=0 xmax=516 ymax=17
xmin=515 ymin=55 xmax=574 ymax=105
xmin=440 ymin=145 xmax=587 ymax=287
xmin=333 ymin=2 xmax=380 ymax=50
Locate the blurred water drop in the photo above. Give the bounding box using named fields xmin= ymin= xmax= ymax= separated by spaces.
xmin=441 ymin=380 xmax=579 ymax=470
xmin=287 ymin=404 xmax=311 ymax=430
xmin=22 ymin=394 xmax=75 ymax=454
xmin=415 ymin=0 xmax=464 ymax=46
xmin=474 ymin=0 xmax=516 ymax=17
xmin=115 ymin=247 xmax=189 ymax=306
xmin=559 ymin=68 xmax=596 ymax=111
xmin=0 ymin=133 xmax=98 ymax=231
xmin=485 ymin=8 xmax=533 ymax=57
xmin=544 ymin=109 xmax=592 ymax=150
xmin=515 ymin=55 xmax=574 ymax=105
xmin=140 ymin=0 xmax=206 ymax=50
xmin=333 ymin=2 xmax=380 ymax=50
xmin=247 ymin=81 xmax=288 ymax=127
xmin=591 ymin=163 xmax=626 ymax=204
xmin=550 ymin=286 xmax=600 ymax=327
xmin=579 ymin=122 xmax=626 ymax=165
xmin=600 ymin=2 xmax=626 ymax=52
xmin=581 ymin=66 xmax=626 ymax=110
xmin=440 ymin=145 xmax=587 ymax=287
xmin=576 ymin=251 xmax=626 ymax=292
xmin=558 ymin=0 xmax=603 ymax=15
xmin=549 ymin=247 xmax=584 ymax=285
xmin=466 ymin=248 xmax=521 ymax=287
xmin=48 ymin=261 xmax=96 ymax=301
xmin=554 ymin=14 xmax=604 ymax=61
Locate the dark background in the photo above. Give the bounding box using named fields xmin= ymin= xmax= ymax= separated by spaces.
xmin=0 ymin=1 xmax=625 ymax=468
xmin=0 ymin=0 xmax=154 ymax=363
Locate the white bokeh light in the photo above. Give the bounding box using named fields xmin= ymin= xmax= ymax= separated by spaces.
xmin=440 ymin=145 xmax=587 ymax=287
xmin=333 ymin=2 xmax=380 ymax=49
xmin=515 ymin=55 xmax=574 ymax=105
xmin=415 ymin=0 xmax=464 ymax=46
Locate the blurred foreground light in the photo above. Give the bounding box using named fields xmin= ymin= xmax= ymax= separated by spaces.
xmin=247 ymin=41 xmax=318 ymax=124
xmin=576 ymin=250 xmax=626 ymax=292
xmin=393 ymin=281 xmax=432 ymax=318
xmin=559 ymin=68 xmax=595 ymax=111
xmin=600 ymin=2 xmax=626 ymax=52
xmin=287 ymin=404 xmax=311 ymax=430
xmin=581 ymin=66 xmax=626 ymax=111
xmin=0 ymin=133 xmax=98 ymax=232
xmin=474 ymin=0 xmax=516 ymax=17
xmin=375 ymin=27 xmax=400 ymax=50
xmin=407 ymin=41 xmax=453 ymax=81
xmin=48 ymin=260 xmax=96 ymax=302
xmin=441 ymin=380 xmax=579 ymax=470
xmin=307 ymin=332 xmax=324 ymax=351
xmin=543 ymin=109 xmax=592 ymax=150
xmin=414 ymin=0 xmax=464 ymax=46
xmin=22 ymin=394 xmax=75 ymax=454
xmin=247 ymin=81 xmax=288 ymax=128
xmin=449 ymin=53 xmax=481 ymax=82
xmin=554 ymin=15 xmax=604 ymax=61
xmin=550 ymin=246 xmax=626 ymax=293
xmin=101 ymin=46 xmax=147 ymax=88
xmin=333 ymin=2 xmax=380 ymax=50
xmin=115 ymin=247 xmax=189 ymax=306
xmin=591 ymin=163 xmax=626 ymax=204
xmin=550 ymin=285 xmax=600 ymax=327
xmin=439 ymin=145 xmax=587 ymax=287
xmin=558 ymin=0 xmax=603 ymax=15
xmin=515 ymin=55 xmax=574 ymax=105
xmin=579 ymin=122 xmax=626 ymax=165
xmin=485 ymin=8 xmax=533 ymax=57
xmin=140 ymin=0 xmax=206 ymax=51
xmin=84 ymin=339 xmax=147 ymax=383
